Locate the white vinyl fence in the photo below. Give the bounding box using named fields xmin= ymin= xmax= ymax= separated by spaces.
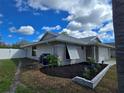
xmin=0 ymin=48 xmax=26 ymax=59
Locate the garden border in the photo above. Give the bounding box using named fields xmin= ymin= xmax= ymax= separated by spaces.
xmin=72 ymin=64 xmax=111 ymax=89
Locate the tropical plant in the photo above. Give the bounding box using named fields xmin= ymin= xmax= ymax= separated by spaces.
xmin=83 ymin=67 xmax=91 ymax=79
xmin=83 ymin=57 xmax=102 ymax=79
xmin=46 ymin=54 xmax=59 ymax=66
xmin=87 ymin=57 xmax=95 ymax=63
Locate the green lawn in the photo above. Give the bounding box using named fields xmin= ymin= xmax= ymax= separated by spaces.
xmin=15 ymin=84 xmax=34 ymax=93
xmin=0 ymin=59 xmax=19 ymax=93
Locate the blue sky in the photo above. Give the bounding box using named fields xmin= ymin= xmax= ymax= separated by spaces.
xmin=0 ymin=0 xmax=114 ymax=44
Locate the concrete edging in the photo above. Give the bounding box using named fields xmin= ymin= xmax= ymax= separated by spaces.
xmin=72 ymin=65 xmax=111 ymax=89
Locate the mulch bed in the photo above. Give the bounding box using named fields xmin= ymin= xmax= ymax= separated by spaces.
xmin=40 ymin=62 xmax=107 ymax=80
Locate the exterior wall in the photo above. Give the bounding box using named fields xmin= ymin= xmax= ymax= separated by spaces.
xmin=57 ymin=44 xmax=86 ymax=65
xmin=0 ymin=48 xmax=26 ymax=59
xmin=26 ymin=44 xmax=54 ymax=60
xmin=26 ymin=46 xmax=37 ymax=60
xmin=98 ymin=46 xmax=111 ymax=62
xmin=25 ymin=43 xmax=86 ymax=65
xmin=54 ymin=44 xmax=65 ymax=62
xmin=110 ymin=49 xmax=116 ymax=58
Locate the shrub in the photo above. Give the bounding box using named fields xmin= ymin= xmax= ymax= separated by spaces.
xmin=87 ymin=57 xmax=95 ymax=63
xmin=46 ymin=55 xmax=59 ymax=66
xmin=83 ymin=57 xmax=103 ymax=79
xmin=83 ymin=67 xmax=91 ymax=79
xmin=95 ymin=64 xmax=101 ymax=70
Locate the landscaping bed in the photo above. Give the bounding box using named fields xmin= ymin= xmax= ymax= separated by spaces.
xmin=40 ymin=62 xmax=107 ymax=80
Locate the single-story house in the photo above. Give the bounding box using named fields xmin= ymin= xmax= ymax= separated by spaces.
xmin=21 ymin=31 xmax=115 ymax=65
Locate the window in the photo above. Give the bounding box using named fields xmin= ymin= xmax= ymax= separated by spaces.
xmin=32 ymin=46 xmax=36 ymax=56
xmin=66 ymin=45 xmax=80 ymax=59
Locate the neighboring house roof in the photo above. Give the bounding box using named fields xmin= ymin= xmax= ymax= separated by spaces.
xmin=21 ymin=31 xmax=115 ymax=48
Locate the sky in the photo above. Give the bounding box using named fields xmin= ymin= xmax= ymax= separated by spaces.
xmin=0 ymin=0 xmax=114 ymax=44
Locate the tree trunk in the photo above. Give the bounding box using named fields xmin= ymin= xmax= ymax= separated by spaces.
xmin=112 ymin=0 xmax=124 ymax=93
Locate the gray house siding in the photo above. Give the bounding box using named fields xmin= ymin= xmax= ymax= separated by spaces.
xmin=25 ymin=43 xmax=87 ymax=65
xmin=98 ymin=46 xmax=111 ymax=62
xmin=25 ymin=44 xmax=54 ymax=60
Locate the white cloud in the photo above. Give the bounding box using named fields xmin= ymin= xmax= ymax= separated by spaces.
xmin=0 ymin=14 xmax=3 ymax=17
xmin=97 ymin=22 xmax=114 ymax=42
xmin=8 ymin=35 xmax=13 ymax=38
xmin=99 ymin=22 xmax=113 ymax=33
xmin=61 ymin=28 xmax=97 ymax=38
xmin=19 ymin=37 xmax=23 ymax=40
xmin=33 ymin=12 xmax=41 ymax=16
xmin=98 ymin=32 xmax=114 ymax=42
xmin=9 ymin=27 xmax=17 ymax=32
xmin=15 ymin=0 xmax=113 ymax=42
xmin=42 ymin=25 xmax=61 ymax=31
xmin=0 ymin=13 xmax=3 ymax=25
xmin=15 ymin=0 xmax=112 ymax=30
xmin=15 ymin=0 xmax=29 ymax=11
xmin=27 ymin=0 xmax=49 ymax=11
xmin=18 ymin=26 xmax=35 ymax=35
xmin=67 ymin=21 xmax=82 ymax=31
xmin=9 ymin=25 xmax=35 ymax=35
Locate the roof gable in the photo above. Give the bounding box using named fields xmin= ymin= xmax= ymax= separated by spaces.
xmin=39 ymin=31 xmax=57 ymax=41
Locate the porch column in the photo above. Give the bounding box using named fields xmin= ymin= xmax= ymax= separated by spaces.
xmin=93 ymin=46 xmax=96 ymax=61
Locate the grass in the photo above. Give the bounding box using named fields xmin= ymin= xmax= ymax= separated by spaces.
xmin=0 ymin=59 xmax=19 ymax=93
xmin=95 ymin=65 xmax=117 ymax=93
xmin=15 ymin=84 xmax=34 ymax=93
xmin=20 ymin=58 xmax=117 ymax=93
xmin=16 ymin=84 xmax=59 ymax=93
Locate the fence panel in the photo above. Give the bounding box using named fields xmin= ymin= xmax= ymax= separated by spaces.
xmin=0 ymin=48 xmax=26 ymax=59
